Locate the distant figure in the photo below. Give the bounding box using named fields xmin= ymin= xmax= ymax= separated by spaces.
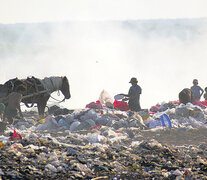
xmin=0 ymin=102 xmax=6 ymax=134
xmin=0 ymin=103 xmax=5 ymax=119
xmin=3 ymin=86 xmax=25 ymax=124
xmin=120 ymin=77 xmax=142 ymax=112
xmin=190 ymin=79 xmax=204 ymax=102
xmin=203 ymin=87 xmax=207 ymax=101
xmin=179 ymin=88 xmax=193 ymax=104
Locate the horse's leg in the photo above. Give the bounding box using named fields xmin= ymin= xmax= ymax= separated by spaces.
xmin=37 ymin=97 xmax=49 ymax=118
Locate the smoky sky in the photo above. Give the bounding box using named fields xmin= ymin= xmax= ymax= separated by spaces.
xmin=0 ymin=18 xmax=207 ymax=109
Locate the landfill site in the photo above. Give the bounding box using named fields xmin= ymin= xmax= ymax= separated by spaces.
xmin=1 ymin=92 xmax=207 ymax=179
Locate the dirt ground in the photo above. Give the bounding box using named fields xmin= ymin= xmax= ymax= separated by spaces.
xmin=138 ymin=128 xmax=207 ymax=146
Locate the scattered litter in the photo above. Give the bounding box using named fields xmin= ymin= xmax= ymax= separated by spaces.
xmin=0 ymin=99 xmax=207 ymax=179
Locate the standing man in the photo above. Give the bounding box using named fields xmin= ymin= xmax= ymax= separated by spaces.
xmin=3 ymin=85 xmax=25 ymax=124
xmin=190 ymin=79 xmax=204 ymax=102
xmin=120 ymin=77 xmax=142 ymax=112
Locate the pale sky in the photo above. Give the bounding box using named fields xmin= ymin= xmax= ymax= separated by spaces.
xmin=0 ymin=0 xmax=207 ymax=23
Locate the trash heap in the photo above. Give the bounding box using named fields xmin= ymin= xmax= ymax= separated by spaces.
xmin=1 ymin=100 xmax=207 ymax=179
xmin=148 ymin=101 xmax=207 ymax=129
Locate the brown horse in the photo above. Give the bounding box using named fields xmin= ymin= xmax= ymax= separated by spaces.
xmin=1 ymin=76 xmax=71 ymax=116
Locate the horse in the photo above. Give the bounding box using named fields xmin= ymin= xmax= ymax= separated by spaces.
xmin=1 ymin=76 xmax=71 ymax=116
xmin=179 ymin=88 xmax=193 ymax=104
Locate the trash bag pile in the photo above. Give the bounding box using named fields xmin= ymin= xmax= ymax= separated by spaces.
xmin=1 ymin=99 xmax=207 ymax=178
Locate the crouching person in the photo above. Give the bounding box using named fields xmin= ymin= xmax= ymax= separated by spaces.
xmin=179 ymin=88 xmax=193 ymax=104
xmin=3 ymin=86 xmax=25 ymax=124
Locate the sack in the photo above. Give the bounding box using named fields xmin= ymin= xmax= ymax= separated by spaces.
xmin=113 ymin=100 xmax=130 ymax=111
xmin=99 ymin=90 xmax=114 ymax=108
xmin=99 ymin=90 xmax=113 ymax=104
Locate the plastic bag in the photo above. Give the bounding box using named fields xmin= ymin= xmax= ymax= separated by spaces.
xmin=9 ymin=130 xmax=22 ymax=141
xmin=89 ymin=125 xmax=102 ymax=131
xmin=35 ymin=115 xmax=58 ymax=131
xmin=99 ymin=90 xmax=113 ymax=104
xmin=149 ymin=114 xmax=171 ymax=128
xmin=113 ymin=100 xmax=130 ymax=111
xmin=70 ymin=121 xmax=81 ymax=131
xmin=58 ymin=118 xmax=68 ymax=127
xmin=86 ymin=100 xmax=103 ymax=109
xmin=87 ymin=133 xmax=106 ymax=143
xmin=150 ymin=105 xmax=160 ymax=113
xmin=188 ymin=117 xmax=207 ymax=128
xmin=160 ymin=114 xmax=172 ymax=128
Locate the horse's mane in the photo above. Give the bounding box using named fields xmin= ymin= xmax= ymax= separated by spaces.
xmin=40 ymin=76 xmax=63 ymax=93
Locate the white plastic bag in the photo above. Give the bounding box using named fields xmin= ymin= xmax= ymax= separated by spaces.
xmin=99 ymin=90 xmax=113 ymax=105
xmin=87 ymin=133 xmax=106 ymax=143
xmin=35 ymin=115 xmax=58 ymax=131
xmin=69 ymin=121 xmax=81 ymax=131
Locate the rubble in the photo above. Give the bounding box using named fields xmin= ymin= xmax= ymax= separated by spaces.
xmin=1 ymin=101 xmax=207 ymax=179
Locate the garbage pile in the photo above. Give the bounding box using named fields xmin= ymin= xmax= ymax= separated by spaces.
xmin=147 ymin=101 xmax=207 ymax=129
xmin=1 ymin=99 xmax=207 ymax=179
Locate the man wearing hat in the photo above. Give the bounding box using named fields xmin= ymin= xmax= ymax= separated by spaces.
xmin=120 ymin=77 xmax=142 ymax=112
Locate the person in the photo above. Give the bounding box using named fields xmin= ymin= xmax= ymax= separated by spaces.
xmin=3 ymin=85 xmax=25 ymax=124
xmin=179 ymin=88 xmax=193 ymax=104
xmin=190 ymin=79 xmax=204 ymax=102
xmin=120 ymin=77 xmax=142 ymax=112
xmin=204 ymin=87 xmax=207 ymax=101
xmin=0 ymin=103 xmax=5 ymax=119
xmin=0 ymin=103 xmax=6 ymax=135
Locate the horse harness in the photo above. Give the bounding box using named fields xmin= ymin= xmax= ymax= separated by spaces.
xmin=25 ymin=76 xmax=42 ymax=94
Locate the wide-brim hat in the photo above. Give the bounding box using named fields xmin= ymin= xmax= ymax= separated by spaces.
xmin=129 ymin=77 xmax=138 ymax=83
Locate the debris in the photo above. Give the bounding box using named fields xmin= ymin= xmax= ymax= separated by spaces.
xmin=0 ymin=100 xmax=207 ymax=178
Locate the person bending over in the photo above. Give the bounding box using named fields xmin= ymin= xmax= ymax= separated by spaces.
xmin=120 ymin=77 xmax=142 ymax=112
xmin=3 ymin=86 xmax=25 ymax=124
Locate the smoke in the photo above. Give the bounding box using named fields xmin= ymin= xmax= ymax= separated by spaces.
xmin=0 ymin=19 xmax=207 ymax=110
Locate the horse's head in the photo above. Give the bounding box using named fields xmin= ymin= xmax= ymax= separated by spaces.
xmin=61 ymin=76 xmax=71 ymax=99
